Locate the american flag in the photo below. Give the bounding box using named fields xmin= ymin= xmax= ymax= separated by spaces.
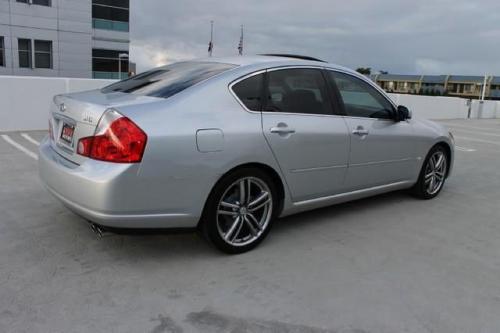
xmin=208 ymin=21 xmax=214 ymax=57
xmin=238 ymin=25 xmax=243 ymax=55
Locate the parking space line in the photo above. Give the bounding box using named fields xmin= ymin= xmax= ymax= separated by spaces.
xmin=441 ymin=122 xmax=500 ymax=132
xmin=455 ymin=135 xmax=500 ymax=146
xmin=450 ymin=127 xmax=500 ymax=138
xmin=1 ymin=134 xmax=38 ymax=160
xmin=455 ymin=146 xmax=476 ymax=152
xmin=21 ymin=133 xmax=41 ymax=146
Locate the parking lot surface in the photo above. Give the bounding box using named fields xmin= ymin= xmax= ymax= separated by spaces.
xmin=1 ymin=120 xmax=500 ymax=333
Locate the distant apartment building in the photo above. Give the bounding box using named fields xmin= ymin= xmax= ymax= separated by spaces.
xmin=371 ymin=74 xmax=500 ymax=100
xmin=0 ymin=0 xmax=130 ymax=79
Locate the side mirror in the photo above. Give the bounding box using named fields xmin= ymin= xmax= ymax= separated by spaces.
xmin=397 ymin=105 xmax=412 ymax=121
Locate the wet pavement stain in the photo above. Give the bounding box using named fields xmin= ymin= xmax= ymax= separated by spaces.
xmin=185 ymin=310 xmax=366 ymax=333
xmin=150 ymin=315 xmax=183 ymax=333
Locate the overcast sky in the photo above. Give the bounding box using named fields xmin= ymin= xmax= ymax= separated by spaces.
xmin=130 ymin=0 xmax=500 ymax=75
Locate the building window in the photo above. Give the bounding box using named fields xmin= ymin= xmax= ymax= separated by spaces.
xmin=33 ymin=0 xmax=51 ymax=5
xmin=92 ymin=0 xmax=129 ymax=32
xmin=18 ymin=39 xmax=53 ymax=69
xmin=0 ymin=37 xmax=5 ymax=67
xmin=34 ymin=40 xmax=52 ymax=68
xmin=16 ymin=0 xmax=51 ymax=6
xmin=92 ymin=49 xmax=129 ymax=79
xmin=18 ymin=39 xmax=32 ymax=68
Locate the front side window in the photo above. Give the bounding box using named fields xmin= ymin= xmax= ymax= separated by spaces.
xmin=0 ymin=37 xmax=5 ymax=67
xmin=231 ymin=73 xmax=264 ymax=111
xmin=102 ymin=62 xmax=237 ymax=99
xmin=34 ymin=40 xmax=52 ymax=68
xmin=18 ymin=39 xmax=31 ymax=68
xmin=328 ymin=71 xmax=395 ymax=119
xmin=264 ymin=68 xmax=332 ymax=115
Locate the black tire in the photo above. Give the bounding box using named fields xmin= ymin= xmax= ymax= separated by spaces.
xmin=412 ymin=145 xmax=449 ymax=199
xmin=200 ymin=168 xmax=278 ymax=254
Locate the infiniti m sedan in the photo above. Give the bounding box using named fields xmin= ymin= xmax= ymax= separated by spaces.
xmin=39 ymin=55 xmax=454 ymax=253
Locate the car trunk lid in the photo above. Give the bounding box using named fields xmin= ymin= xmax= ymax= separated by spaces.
xmin=49 ymin=89 xmax=160 ymax=165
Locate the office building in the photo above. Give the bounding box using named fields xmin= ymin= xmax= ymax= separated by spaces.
xmin=0 ymin=0 xmax=130 ymax=79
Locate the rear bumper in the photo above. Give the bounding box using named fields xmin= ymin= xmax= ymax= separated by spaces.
xmin=38 ymin=138 xmax=197 ymax=228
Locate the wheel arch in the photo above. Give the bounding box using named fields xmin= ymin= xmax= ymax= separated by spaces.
xmin=434 ymin=141 xmax=452 ymax=177
xmin=198 ymin=162 xmax=286 ymax=228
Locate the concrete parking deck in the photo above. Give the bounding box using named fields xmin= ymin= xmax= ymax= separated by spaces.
xmin=1 ymin=120 xmax=500 ymax=333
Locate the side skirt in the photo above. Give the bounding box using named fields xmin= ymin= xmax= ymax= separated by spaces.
xmin=281 ymin=181 xmax=415 ymax=217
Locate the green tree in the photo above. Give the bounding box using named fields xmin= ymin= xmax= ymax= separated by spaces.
xmin=356 ymin=67 xmax=371 ymax=75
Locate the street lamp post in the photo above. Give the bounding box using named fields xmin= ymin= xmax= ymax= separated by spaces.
xmin=118 ymin=53 xmax=129 ymax=80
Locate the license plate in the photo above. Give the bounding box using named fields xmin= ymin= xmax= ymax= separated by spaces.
xmin=60 ymin=123 xmax=75 ymax=145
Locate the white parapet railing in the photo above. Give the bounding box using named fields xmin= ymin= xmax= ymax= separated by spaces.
xmin=0 ymin=76 xmax=499 ymax=132
xmin=0 ymin=76 xmax=115 ymax=132
xmin=389 ymin=93 xmax=500 ymax=120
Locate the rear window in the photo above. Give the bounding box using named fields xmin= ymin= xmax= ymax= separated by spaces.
xmin=101 ymin=61 xmax=237 ymax=99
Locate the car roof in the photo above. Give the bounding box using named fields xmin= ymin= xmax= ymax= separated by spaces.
xmin=188 ymin=55 xmax=354 ymax=74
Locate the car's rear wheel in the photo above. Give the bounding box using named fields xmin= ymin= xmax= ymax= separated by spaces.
xmin=201 ymin=168 xmax=277 ymax=254
xmin=412 ymin=145 xmax=448 ymax=199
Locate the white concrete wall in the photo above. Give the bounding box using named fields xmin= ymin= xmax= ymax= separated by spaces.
xmin=0 ymin=76 xmax=499 ymax=132
xmin=0 ymin=75 xmax=114 ymax=131
xmin=389 ymin=93 xmax=500 ymax=120
xmin=471 ymin=100 xmax=499 ymax=119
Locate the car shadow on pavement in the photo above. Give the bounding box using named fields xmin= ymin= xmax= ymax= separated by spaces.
xmin=79 ymin=190 xmax=412 ymax=258
xmin=273 ymin=190 xmax=410 ymax=233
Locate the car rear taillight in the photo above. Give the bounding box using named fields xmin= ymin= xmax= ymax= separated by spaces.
xmin=77 ymin=109 xmax=147 ymax=163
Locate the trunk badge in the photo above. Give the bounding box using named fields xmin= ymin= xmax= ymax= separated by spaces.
xmin=60 ymin=103 xmax=67 ymax=112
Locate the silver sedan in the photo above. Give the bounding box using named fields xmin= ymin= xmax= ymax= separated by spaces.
xmin=39 ymin=55 xmax=454 ymax=253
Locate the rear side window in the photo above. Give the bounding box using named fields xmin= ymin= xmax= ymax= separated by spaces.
xmin=328 ymin=71 xmax=395 ymax=119
xmin=101 ymin=61 xmax=237 ymax=99
xmin=264 ymin=69 xmax=333 ymax=115
xmin=232 ymin=73 xmax=264 ymax=111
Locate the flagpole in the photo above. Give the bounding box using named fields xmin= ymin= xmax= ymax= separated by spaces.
xmin=209 ymin=20 xmax=214 ymax=57
xmin=238 ymin=25 xmax=244 ymax=56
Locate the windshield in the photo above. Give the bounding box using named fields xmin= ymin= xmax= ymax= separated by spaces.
xmin=101 ymin=61 xmax=237 ymax=99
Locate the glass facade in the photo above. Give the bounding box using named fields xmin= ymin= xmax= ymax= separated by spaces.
xmin=16 ymin=0 xmax=51 ymax=6
xmin=92 ymin=49 xmax=129 ymax=79
xmin=92 ymin=0 xmax=129 ymax=32
xmin=0 ymin=37 xmax=4 ymax=67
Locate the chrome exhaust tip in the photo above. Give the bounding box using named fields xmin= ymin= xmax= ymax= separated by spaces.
xmin=89 ymin=222 xmax=105 ymax=238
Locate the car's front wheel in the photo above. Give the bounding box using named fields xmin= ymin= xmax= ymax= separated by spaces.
xmin=201 ymin=168 xmax=278 ymax=254
xmin=412 ymin=145 xmax=449 ymax=199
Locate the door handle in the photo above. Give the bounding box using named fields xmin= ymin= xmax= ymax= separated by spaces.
xmin=352 ymin=126 xmax=369 ymax=136
xmin=270 ymin=123 xmax=296 ymax=135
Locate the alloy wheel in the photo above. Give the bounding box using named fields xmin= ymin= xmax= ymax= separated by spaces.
xmin=424 ymin=150 xmax=447 ymax=195
xmin=216 ymin=177 xmax=273 ymax=247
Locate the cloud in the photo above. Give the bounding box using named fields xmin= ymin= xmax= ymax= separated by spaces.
xmin=130 ymin=41 xmax=196 ymax=72
xmin=130 ymin=0 xmax=500 ymax=75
